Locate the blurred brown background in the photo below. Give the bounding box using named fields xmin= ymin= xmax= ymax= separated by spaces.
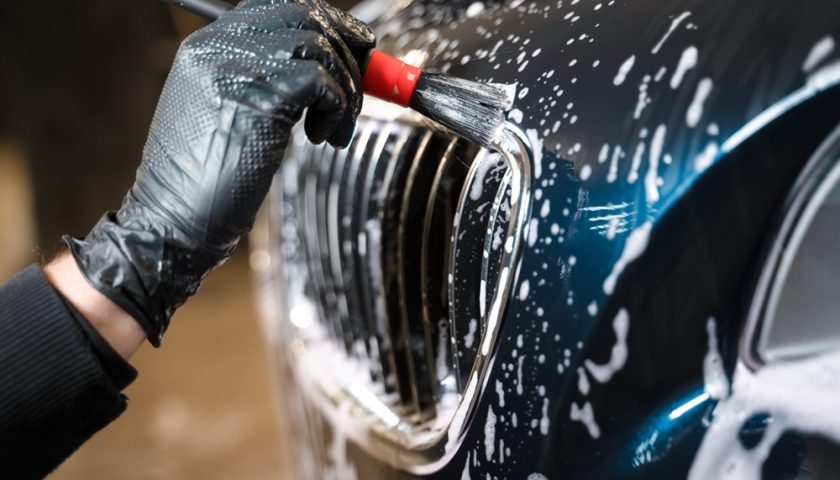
xmin=0 ymin=0 xmax=356 ymax=478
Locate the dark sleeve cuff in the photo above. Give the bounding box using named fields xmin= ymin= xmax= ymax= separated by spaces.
xmin=0 ymin=265 xmax=131 ymax=478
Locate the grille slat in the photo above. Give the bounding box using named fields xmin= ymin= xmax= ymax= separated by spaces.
xmin=338 ymin=124 xmax=378 ymax=372
xmin=315 ymin=146 xmax=345 ymax=350
xmin=327 ymin=140 xmax=358 ymax=354
xmin=301 ymin=144 xmax=333 ymax=339
xmin=293 ymin=142 xmax=327 ymax=335
xmin=356 ymin=125 xmax=404 ymax=397
xmin=381 ymin=131 xmax=433 ymax=407
xmin=398 ymin=135 xmax=459 ymax=414
xmin=421 ymin=140 xmax=480 ymax=399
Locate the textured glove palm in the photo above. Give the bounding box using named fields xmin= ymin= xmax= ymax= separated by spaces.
xmin=65 ymin=0 xmax=375 ymax=345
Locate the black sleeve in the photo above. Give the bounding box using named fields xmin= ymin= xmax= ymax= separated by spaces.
xmin=0 ymin=265 xmax=135 ymax=479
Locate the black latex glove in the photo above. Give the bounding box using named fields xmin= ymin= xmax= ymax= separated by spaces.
xmin=65 ymin=0 xmax=375 ymax=346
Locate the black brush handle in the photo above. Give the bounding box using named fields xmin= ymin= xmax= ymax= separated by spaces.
xmin=161 ymin=0 xmax=327 ymax=22
xmin=161 ymin=0 xmax=233 ymax=19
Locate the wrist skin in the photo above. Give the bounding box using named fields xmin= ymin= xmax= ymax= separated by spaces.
xmin=44 ymin=254 xmax=146 ymax=361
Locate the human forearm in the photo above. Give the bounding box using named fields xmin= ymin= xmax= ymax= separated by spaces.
xmin=44 ymin=254 xmax=145 ymax=361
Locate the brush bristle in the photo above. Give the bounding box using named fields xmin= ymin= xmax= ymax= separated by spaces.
xmin=411 ymin=73 xmax=514 ymax=148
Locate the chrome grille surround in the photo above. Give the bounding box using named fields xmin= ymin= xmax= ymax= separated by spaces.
xmin=251 ymin=98 xmax=533 ymax=471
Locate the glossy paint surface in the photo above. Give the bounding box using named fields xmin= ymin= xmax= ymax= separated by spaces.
xmin=287 ymin=0 xmax=840 ymax=477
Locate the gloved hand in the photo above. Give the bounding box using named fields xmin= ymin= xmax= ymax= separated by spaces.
xmin=65 ymin=0 xmax=375 ymax=346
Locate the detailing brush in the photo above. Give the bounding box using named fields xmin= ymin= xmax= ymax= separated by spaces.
xmin=361 ymin=50 xmax=513 ymax=147
xmin=160 ymin=0 xmax=514 ymax=148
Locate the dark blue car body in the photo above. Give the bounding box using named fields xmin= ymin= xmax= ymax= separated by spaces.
xmin=253 ymin=1 xmax=840 ymax=478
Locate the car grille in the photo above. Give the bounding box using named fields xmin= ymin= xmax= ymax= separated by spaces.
xmin=262 ymin=102 xmax=533 ymax=464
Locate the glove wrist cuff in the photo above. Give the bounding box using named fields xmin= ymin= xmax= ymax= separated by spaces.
xmin=64 ymin=212 xmax=230 ymax=346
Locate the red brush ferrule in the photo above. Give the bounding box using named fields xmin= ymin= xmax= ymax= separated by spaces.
xmin=362 ymin=50 xmax=421 ymax=108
